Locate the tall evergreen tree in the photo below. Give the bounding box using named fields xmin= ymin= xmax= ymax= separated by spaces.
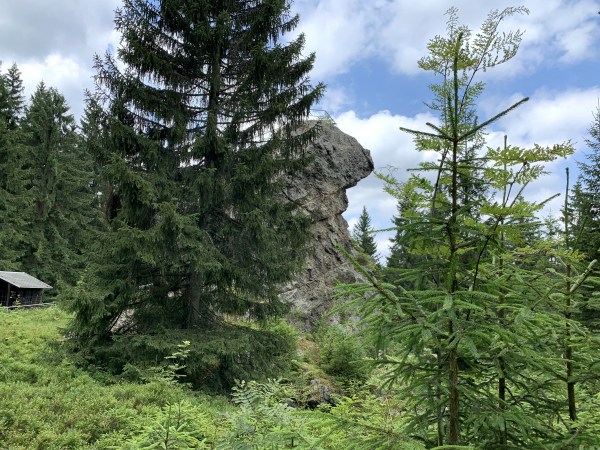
xmin=569 ymin=107 xmax=600 ymax=331
xmin=352 ymin=206 xmax=378 ymax=260
xmin=383 ymin=174 xmax=430 ymax=289
xmin=68 ymin=0 xmax=323 ymax=383
xmin=20 ymin=82 xmax=97 ymax=287
xmin=3 ymin=63 xmax=25 ymax=129
xmin=572 ymin=106 xmax=600 ymax=263
xmin=0 ymin=63 xmax=28 ymax=269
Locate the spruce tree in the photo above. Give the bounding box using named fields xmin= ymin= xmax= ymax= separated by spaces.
xmin=68 ymin=0 xmax=323 ymax=384
xmin=3 ymin=63 xmax=25 ymax=129
xmin=569 ymin=106 xmax=600 ymax=331
xmin=338 ymin=7 xmax=596 ymax=447
xmin=352 ymin=206 xmax=378 ymax=260
xmin=20 ymin=83 xmax=97 ymax=287
xmin=0 ymin=63 xmax=28 ymax=269
xmin=572 ymin=106 xmax=600 ymax=263
xmin=383 ymin=175 xmax=431 ymax=290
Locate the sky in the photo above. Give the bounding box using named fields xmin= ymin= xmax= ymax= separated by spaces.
xmin=1 ymin=0 xmax=599 ymax=259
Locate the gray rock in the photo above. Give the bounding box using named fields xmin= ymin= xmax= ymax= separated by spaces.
xmin=280 ymin=122 xmax=374 ymax=328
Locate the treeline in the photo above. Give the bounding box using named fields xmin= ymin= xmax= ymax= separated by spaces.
xmin=2 ymin=1 xmax=600 ymax=447
xmin=0 ymin=64 xmax=98 ymax=289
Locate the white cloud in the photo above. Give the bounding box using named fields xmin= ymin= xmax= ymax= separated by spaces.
xmin=317 ymin=85 xmax=353 ymax=115
xmin=486 ymin=87 xmax=600 ymax=218
xmin=294 ymin=0 xmax=600 ymax=80
xmin=557 ymin=22 xmax=600 ymax=63
xmin=494 ymin=87 xmax=600 ymax=151
xmin=494 ymin=0 xmax=600 ymax=76
xmin=338 ymin=85 xmax=600 ymax=260
xmin=334 ymin=109 xmax=438 ymax=260
xmin=335 ymin=109 xmax=437 ymax=175
xmin=0 ymin=0 xmax=120 ymax=118
xmin=0 ymin=0 xmax=119 ymax=61
xmin=294 ymin=0 xmax=381 ymax=78
xmin=19 ymin=54 xmax=88 ymax=90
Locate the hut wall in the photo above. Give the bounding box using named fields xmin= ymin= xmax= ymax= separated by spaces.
xmin=19 ymin=289 xmax=43 ymax=305
xmin=0 ymin=284 xmax=43 ymax=307
xmin=0 ymin=280 xmax=9 ymax=306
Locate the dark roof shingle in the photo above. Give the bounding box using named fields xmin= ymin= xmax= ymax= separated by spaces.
xmin=0 ymin=272 xmax=52 ymax=289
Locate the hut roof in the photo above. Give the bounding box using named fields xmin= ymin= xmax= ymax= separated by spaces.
xmin=0 ymin=272 xmax=52 ymax=289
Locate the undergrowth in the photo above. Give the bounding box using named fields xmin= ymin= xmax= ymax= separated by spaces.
xmin=0 ymin=307 xmax=425 ymax=449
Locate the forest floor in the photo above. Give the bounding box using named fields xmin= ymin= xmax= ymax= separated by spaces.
xmin=0 ymin=307 xmax=416 ymax=449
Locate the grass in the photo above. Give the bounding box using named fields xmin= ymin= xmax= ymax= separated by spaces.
xmin=0 ymin=307 xmax=228 ymax=449
xmin=0 ymin=307 xmax=420 ymax=449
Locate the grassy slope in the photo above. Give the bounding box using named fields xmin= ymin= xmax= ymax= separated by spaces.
xmin=0 ymin=308 xmax=229 ymax=449
xmin=0 ymin=308 xmax=421 ymax=450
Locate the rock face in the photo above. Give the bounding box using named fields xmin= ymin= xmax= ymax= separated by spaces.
xmin=280 ymin=122 xmax=374 ymax=327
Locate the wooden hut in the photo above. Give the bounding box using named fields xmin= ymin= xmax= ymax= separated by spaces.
xmin=0 ymin=272 xmax=52 ymax=307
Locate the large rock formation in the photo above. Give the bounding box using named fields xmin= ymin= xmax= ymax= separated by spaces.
xmin=280 ymin=122 xmax=374 ymax=327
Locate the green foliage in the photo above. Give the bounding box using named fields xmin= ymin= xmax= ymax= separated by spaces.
xmin=122 ymin=399 xmax=216 ymax=449
xmin=384 ymin=173 xmax=432 ymax=288
xmin=2 ymin=63 xmax=25 ymax=128
xmin=67 ymin=318 xmax=299 ymax=392
xmin=68 ymin=0 xmax=324 ymax=385
xmin=0 ymin=307 xmax=225 ymax=448
xmin=304 ymin=393 xmax=426 ymax=450
xmin=220 ymin=379 xmax=426 ymax=450
xmin=146 ymin=340 xmax=192 ymax=387
xmin=352 ymin=206 xmax=379 ymax=261
xmin=570 ymin=106 xmax=600 ymax=330
xmin=0 ymin=62 xmax=29 ymax=270
xmin=0 ymin=308 xmax=418 ymax=449
xmin=219 ymin=379 xmax=311 ymax=449
xmin=315 ymin=324 xmax=370 ymax=384
xmin=573 ymin=105 xmax=600 ymax=263
xmin=11 ymin=308 xmax=579 ymax=448
xmin=0 ymin=68 xmax=99 ymax=291
xmin=338 ymin=7 xmax=600 ymax=448
xmin=19 ymin=82 xmax=98 ymax=289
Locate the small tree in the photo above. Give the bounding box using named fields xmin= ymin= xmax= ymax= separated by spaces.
xmin=352 ymin=206 xmax=378 ymax=260
xmin=396 ymin=9 xmax=533 ymax=441
xmin=339 ymin=7 xmax=594 ymax=447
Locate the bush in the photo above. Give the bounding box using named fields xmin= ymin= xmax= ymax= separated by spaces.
xmin=0 ymin=308 xmax=230 ymax=448
xmin=315 ymin=325 xmax=370 ymax=384
xmin=69 ymin=318 xmax=299 ymax=392
xmin=121 ymin=399 xmax=217 ymax=449
xmin=219 ymin=379 xmax=314 ymax=449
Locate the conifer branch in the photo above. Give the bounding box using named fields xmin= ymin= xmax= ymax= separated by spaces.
xmin=458 ymin=97 xmax=529 ymax=142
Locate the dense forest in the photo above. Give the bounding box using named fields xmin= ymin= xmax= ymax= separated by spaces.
xmin=1 ymin=1 xmax=599 ymax=448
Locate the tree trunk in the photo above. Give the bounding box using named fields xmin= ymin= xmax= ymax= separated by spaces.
xmin=564 ymin=168 xmax=577 ymax=422
xmin=448 ymin=333 xmax=460 ymax=444
xmin=447 ymin=137 xmax=460 ymax=445
xmin=187 ymin=272 xmax=203 ymax=327
xmin=566 ymin=262 xmax=577 ymax=422
xmin=436 ymin=350 xmax=444 ymax=446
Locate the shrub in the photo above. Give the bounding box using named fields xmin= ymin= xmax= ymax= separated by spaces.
xmin=68 ymin=318 xmax=299 ymax=392
xmin=315 ymin=325 xmax=370 ymax=384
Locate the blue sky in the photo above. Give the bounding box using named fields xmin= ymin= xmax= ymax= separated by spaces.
xmin=1 ymin=0 xmax=599 ymax=258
